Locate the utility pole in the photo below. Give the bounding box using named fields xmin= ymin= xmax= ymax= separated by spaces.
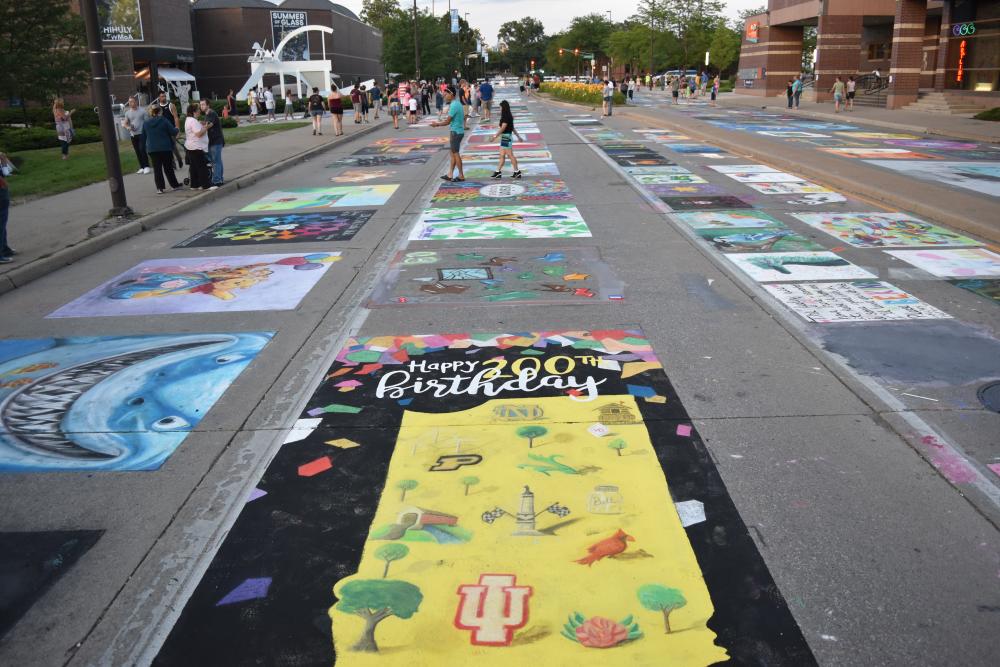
xmin=413 ymin=0 xmax=421 ymax=80
xmin=79 ymin=0 xmax=132 ymax=217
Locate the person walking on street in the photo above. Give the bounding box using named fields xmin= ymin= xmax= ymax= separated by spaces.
xmin=432 ymin=86 xmax=465 ymax=182
xmin=247 ymin=88 xmax=258 ymax=123
xmin=283 ymin=89 xmax=294 ymax=120
xmin=671 ymin=75 xmax=680 ymax=104
xmin=846 ymin=76 xmax=856 ymax=111
xmin=144 ymin=106 xmax=182 ymax=193
xmin=791 ymin=75 xmax=803 ymax=109
xmin=122 ymin=96 xmax=150 ymax=174
xmin=479 ymin=79 xmax=494 ymax=121
xmin=361 ymin=85 xmax=372 ymax=123
xmin=328 ymin=85 xmax=344 ymax=135
xmin=831 ymin=76 xmax=846 ymax=113
xmin=0 ymin=152 xmax=13 ymax=263
xmin=435 ymin=82 xmax=445 ymax=119
xmin=371 ymin=82 xmax=382 ymax=119
xmin=628 ymin=77 xmax=636 ymax=104
xmin=710 ymin=75 xmax=720 ymax=106
xmin=155 ymin=91 xmax=184 ymax=169
xmin=200 ymin=99 xmax=224 ymax=186
xmin=52 ymin=98 xmax=75 ymax=161
xmin=264 ymin=87 xmax=276 ymax=122
xmin=184 ymin=104 xmax=212 ymax=190
xmin=421 ymin=81 xmax=432 ymax=115
xmin=490 ymin=100 xmax=523 ymax=180
xmin=407 ymin=93 xmax=418 ymax=125
xmin=350 ymin=85 xmax=362 ymax=124
xmin=602 ymin=79 xmax=614 ymax=116
xmin=308 ymin=87 xmax=326 ymax=135
xmin=786 ymin=79 xmax=794 ymax=109
xmin=388 ymin=87 xmax=401 ymax=130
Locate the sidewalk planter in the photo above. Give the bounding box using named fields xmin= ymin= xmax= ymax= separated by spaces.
xmin=540 ymin=82 xmax=626 ymax=106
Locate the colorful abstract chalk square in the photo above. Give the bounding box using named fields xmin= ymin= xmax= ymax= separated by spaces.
xmin=409 ymin=205 xmax=592 ymax=240
xmin=0 ymin=333 xmax=271 ymax=471
xmin=742 ymin=181 xmax=835 ymax=195
xmin=461 ymin=150 xmax=553 ymax=163
xmin=819 ymin=148 xmax=939 ymax=160
xmin=368 ymin=247 xmax=623 ymax=306
xmin=949 ymin=278 xmax=1000 ymax=303
xmin=719 ymin=171 xmax=805 ymax=183
xmin=241 ymin=186 xmax=399 ymax=211
xmin=668 ymin=144 xmax=725 ymax=153
xmin=153 ymin=330 xmax=814 ymax=664
xmin=884 ymin=248 xmax=1000 ymax=277
xmin=725 ymin=251 xmax=877 ymax=282
xmin=862 ymin=161 xmax=1000 ymax=198
xmin=661 ymin=196 xmax=752 ymax=211
xmin=763 ymin=281 xmax=951 ymax=323
xmin=790 ymin=212 xmax=980 ymax=248
xmin=174 ymin=211 xmax=374 ymax=248
xmin=674 ymin=210 xmax=783 ymax=229
xmin=432 ymin=180 xmax=572 ymax=203
xmin=695 ymin=227 xmax=824 ymax=253
xmin=329 ymin=154 xmax=431 ymax=167
xmin=47 ymin=253 xmax=342 ymax=318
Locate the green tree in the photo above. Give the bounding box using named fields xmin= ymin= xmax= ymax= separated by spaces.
xmin=637 ymin=584 xmax=687 ymax=633
xmin=396 ymin=479 xmax=418 ymax=501
xmin=333 ymin=579 xmax=423 ymax=652
xmin=498 ymin=17 xmax=547 ymax=74
xmin=0 ymin=0 xmax=88 ymax=120
xmin=516 ymin=425 xmax=548 ymax=449
xmin=460 ymin=476 xmax=480 ymax=496
xmin=708 ymin=23 xmax=741 ymax=74
xmin=360 ymin=0 xmax=403 ymax=30
xmin=608 ymin=438 xmax=627 ymax=456
xmin=662 ymin=0 xmax=726 ymax=70
xmin=374 ymin=543 xmax=409 ymax=578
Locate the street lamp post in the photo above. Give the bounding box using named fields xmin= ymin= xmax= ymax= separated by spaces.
xmin=78 ymin=0 xmax=131 ymax=217
xmin=412 ymin=0 xmax=421 ymax=80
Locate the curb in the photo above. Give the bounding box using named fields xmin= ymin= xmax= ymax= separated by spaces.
xmin=0 ymin=123 xmax=384 ymax=297
xmin=718 ymin=96 xmax=1000 ymax=145
xmin=613 ymin=109 xmax=1000 ymax=245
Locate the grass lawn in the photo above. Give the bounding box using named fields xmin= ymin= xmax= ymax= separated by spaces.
xmin=5 ymin=121 xmax=310 ymax=200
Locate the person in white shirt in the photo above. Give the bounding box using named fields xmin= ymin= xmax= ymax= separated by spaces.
xmin=247 ymin=88 xmax=258 ymax=123
xmin=264 ymin=87 xmax=276 ymax=122
xmin=283 ymin=89 xmax=294 ymax=120
xmin=183 ymin=103 xmax=213 ymax=190
xmin=602 ymin=80 xmax=615 ymax=116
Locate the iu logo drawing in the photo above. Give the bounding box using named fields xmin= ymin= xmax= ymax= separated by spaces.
xmin=454 ymin=574 xmax=533 ymax=645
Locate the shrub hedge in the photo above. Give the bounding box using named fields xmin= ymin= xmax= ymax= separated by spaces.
xmin=973 ymin=107 xmax=1000 ymax=122
xmin=539 ymin=82 xmax=626 ymax=106
xmin=0 ymin=126 xmax=102 ymax=152
xmin=0 ymin=106 xmax=100 ymax=129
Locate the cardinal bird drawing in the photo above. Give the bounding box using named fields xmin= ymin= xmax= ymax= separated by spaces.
xmin=574 ymin=529 xmax=635 ymax=566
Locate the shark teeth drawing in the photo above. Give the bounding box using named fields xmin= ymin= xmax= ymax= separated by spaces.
xmin=0 ymin=339 xmax=225 ymax=460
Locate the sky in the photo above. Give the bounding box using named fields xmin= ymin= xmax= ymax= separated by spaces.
xmin=331 ymin=0 xmax=762 ymax=45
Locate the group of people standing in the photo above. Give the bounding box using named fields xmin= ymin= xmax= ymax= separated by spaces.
xmin=668 ymin=72 xmax=721 ymax=106
xmin=119 ymin=92 xmax=225 ymax=194
xmin=430 ymin=80 xmax=518 ymax=184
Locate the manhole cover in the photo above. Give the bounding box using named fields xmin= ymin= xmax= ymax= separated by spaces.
xmin=978 ymin=381 xmax=1000 ymax=413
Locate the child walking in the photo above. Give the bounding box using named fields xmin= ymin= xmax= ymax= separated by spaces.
xmin=490 ymin=100 xmax=523 ymax=180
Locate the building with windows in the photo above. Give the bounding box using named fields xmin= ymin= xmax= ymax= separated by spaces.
xmin=735 ymin=0 xmax=999 ymax=110
xmin=191 ymin=0 xmax=384 ymax=99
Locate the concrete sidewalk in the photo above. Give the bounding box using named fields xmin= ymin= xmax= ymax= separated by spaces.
xmin=704 ymin=91 xmax=999 ymax=143
xmin=0 ymin=116 xmax=384 ymax=295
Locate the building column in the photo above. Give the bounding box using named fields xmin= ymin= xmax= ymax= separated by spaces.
xmin=933 ymin=0 xmax=953 ymax=90
xmin=763 ymin=25 xmax=805 ymax=97
xmin=887 ymin=0 xmax=928 ymax=108
xmin=815 ymin=14 xmax=863 ymax=102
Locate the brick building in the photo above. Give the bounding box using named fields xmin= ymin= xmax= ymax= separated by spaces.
xmin=735 ymin=0 xmax=1000 ymax=109
xmin=191 ymin=0 xmax=384 ymax=99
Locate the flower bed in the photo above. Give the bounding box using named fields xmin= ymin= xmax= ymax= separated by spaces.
xmin=540 ymin=82 xmax=626 ymax=106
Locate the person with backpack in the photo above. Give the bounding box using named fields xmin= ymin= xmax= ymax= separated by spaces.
xmin=308 ymin=87 xmax=326 ymax=135
xmin=489 ymin=100 xmax=523 ymax=180
xmin=144 ymin=105 xmax=182 ymax=193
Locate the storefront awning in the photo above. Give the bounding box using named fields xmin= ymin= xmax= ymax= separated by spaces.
xmin=134 ymin=67 xmax=196 ymax=82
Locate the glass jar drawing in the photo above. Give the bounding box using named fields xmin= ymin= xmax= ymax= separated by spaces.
xmin=587 ymin=485 xmax=624 ymax=514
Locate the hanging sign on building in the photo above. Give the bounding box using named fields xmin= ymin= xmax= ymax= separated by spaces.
xmin=956 ymin=39 xmax=967 ymax=82
xmin=98 ymin=0 xmax=144 ymax=42
xmin=952 ymin=22 xmax=976 ymax=37
xmin=745 ymin=20 xmax=760 ymax=44
xmin=272 ymin=11 xmax=310 ymax=60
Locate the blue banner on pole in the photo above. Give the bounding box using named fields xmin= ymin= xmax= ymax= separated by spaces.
xmin=450 ymin=9 xmax=459 ymax=34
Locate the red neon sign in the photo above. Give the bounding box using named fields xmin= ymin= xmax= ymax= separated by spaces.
xmin=956 ymin=39 xmax=967 ymax=82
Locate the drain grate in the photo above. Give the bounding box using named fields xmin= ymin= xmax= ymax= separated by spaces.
xmin=977 ymin=381 xmax=1000 ymax=413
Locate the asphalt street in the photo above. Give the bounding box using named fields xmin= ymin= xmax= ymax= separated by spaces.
xmin=0 ymin=86 xmax=998 ymax=667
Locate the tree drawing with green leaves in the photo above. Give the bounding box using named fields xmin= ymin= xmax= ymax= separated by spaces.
xmin=637 ymin=584 xmax=687 ymax=634
xmin=516 ymin=425 xmax=548 ymax=449
xmin=460 ymin=476 xmax=480 ymax=496
xmin=333 ymin=579 xmax=423 ymax=652
xmin=609 ymin=438 xmax=628 ymax=457
xmin=396 ymin=479 xmax=418 ymax=501
xmin=374 ymin=543 xmax=409 ymax=578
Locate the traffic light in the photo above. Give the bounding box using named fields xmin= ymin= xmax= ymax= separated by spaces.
xmin=574 ymin=48 xmax=579 ymax=56
xmin=558 ymin=48 xmax=564 ymax=55
xmin=531 ymin=59 xmax=535 ymax=68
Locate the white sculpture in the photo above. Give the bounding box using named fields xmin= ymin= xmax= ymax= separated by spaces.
xmin=237 ymin=25 xmax=335 ymax=100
